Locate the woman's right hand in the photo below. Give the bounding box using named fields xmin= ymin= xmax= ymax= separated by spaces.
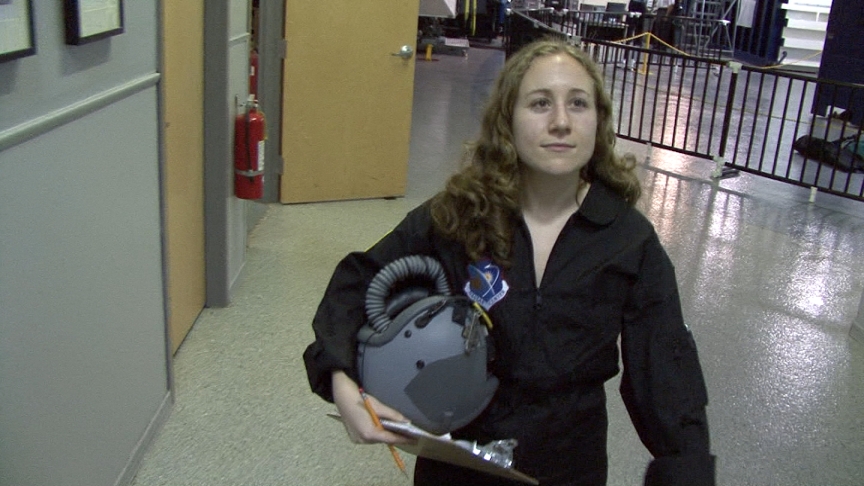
xmin=331 ymin=370 xmax=414 ymax=445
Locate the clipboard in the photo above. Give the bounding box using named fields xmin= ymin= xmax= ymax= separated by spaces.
xmin=328 ymin=413 xmax=539 ymax=485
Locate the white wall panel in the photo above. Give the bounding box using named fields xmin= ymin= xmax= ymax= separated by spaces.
xmin=0 ymin=85 xmax=167 ymax=486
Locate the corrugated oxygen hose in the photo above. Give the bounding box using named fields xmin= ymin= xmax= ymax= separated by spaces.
xmin=365 ymin=255 xmax=450 ymax=333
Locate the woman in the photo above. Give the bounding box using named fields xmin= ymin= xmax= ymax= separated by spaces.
xmin=303 ymin=38 xmax=715 ymax=485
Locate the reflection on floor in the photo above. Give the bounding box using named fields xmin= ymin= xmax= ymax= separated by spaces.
xmin=131 ymin=48 xmax=864 ymax=486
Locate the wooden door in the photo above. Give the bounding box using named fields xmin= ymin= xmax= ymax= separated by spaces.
xmin=162 ymin=0 xmax=206 ymax=353
xmin=280 ymin=1 xmax=420 ymax=203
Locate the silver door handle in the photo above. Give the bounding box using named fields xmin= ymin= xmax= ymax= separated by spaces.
xmin=391 ymin=45 xmax=414 ymax=60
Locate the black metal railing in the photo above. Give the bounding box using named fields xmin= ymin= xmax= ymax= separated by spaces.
xmin=507 ymin=8 xmax=734 ymax=59
xmin=506 ymin=9 xmax=864 ymax=202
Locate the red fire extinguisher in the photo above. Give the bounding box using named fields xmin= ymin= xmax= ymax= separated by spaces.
xmin=234 ymin=96 xmax=266 ymax=200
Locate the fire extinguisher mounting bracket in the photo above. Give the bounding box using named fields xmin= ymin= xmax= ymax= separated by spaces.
xmin=236 ymin=94 xmax=258 ymax=112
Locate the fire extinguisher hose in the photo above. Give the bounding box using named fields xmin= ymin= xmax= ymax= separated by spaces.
xmin=246 ymin=109 xmax=254 ymax=182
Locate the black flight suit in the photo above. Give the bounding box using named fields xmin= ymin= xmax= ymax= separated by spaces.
xmin=304 ymin=181 xmax=715 ymax=485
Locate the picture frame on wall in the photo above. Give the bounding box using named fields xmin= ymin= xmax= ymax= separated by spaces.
xmin=63 ymin=0 xmax=124 ymax=45
xmin=0 ymin=0 xmax=36 ymax=63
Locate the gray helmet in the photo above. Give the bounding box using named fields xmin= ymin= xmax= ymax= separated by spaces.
xmin=357 ymin=255 xmax=499 ymax=435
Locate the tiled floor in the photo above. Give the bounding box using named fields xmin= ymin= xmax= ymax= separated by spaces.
xmin=131 ymin=47 xmax=864 ymax=486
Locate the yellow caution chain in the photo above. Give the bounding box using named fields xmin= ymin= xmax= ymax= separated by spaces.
xmin=603 ymin=31 xmax=822 ymax=71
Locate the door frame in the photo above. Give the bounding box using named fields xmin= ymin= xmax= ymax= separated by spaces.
xmin=256 ymin=0 xmax=285 ymax=203
xmin=203 ymin=0 xmax=259 ymax=307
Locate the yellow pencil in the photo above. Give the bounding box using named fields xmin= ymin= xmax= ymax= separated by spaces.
xmin=359 ymin=388 xmax=408 ymax=478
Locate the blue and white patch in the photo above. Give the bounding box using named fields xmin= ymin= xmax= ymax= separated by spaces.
xmin=464 ymin=260 xmax=509 ymax=310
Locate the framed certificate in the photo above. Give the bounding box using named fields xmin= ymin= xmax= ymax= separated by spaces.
xmin=0 ymin=0 xmax=36 ymax=63
xmin=64 ymin=0 xmax=124 ymax=45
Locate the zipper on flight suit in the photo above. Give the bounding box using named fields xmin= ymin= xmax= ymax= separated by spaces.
xmin=519 ymin=217 xmax=547 ymax=311
xmin=529 ymin=221 xmax=577 ymax=310
xmin=522 ymin=221 xmax=544 ymax=311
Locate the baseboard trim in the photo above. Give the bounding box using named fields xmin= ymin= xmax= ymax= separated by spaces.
xmin=114 ymin=390 xmax=173 ymax=486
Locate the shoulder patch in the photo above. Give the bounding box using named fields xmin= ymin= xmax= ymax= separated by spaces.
xmin=464 ymin=260 xmax=509 ymax=310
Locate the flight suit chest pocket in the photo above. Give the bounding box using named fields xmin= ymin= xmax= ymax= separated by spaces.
xmin=547 ymin=270 xmax=634 ymax=330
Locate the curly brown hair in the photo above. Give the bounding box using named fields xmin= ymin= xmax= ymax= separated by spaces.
xmin=430 ymin=37 xmax=641 ymax=268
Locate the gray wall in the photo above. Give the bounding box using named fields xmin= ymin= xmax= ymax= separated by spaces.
xmin=0 ymin=2 xmax=170 ymax=486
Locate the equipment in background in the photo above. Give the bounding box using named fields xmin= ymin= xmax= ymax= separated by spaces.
xmin=793 ymin=134 xmax=864 ymax=173
xmin=417 ymin=0 xmax=506 ymax=58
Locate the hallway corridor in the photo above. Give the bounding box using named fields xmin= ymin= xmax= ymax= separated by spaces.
xmin=131 ymin=48 xmax=864 ymax=486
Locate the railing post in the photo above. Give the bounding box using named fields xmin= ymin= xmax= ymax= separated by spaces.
xmin=719 ymin=61 xmax=741 ymax=159
xmin=712 ymin=61 xmax=742 ymax=179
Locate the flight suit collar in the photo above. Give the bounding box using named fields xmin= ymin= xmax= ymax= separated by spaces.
xmin=577 ymin=180 xmax=630 ymax=227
